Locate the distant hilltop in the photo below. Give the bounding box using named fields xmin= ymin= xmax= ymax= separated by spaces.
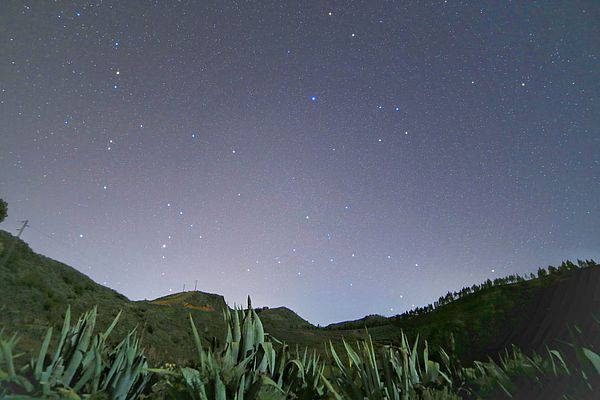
xmin=151 ymin=290 xmax=228 ymax=312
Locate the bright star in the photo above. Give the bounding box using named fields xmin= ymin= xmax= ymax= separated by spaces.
xmin=311 ymin=96 xmax=317 ymax=102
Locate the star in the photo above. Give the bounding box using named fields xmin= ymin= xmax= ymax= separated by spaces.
xmin=311 ymin=96 xmax=317 ymax=102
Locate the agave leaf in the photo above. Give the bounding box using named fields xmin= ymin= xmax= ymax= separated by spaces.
xmin=548 ymin=348 xmax=570 ymax=376
xmin=102 ymin=310 xmax=122 ymax=339
xmin=34 ymin=327 xmax=53 ymax=378
xmin=583 ymin=347 xmax=600 ymax=375
xmin=50 ymin=305 xmax=71 ymax=370
xmin=320 ymin=373 xmax=343 ymax=400
xmin=1 ymin=337 xmax=17 ymax=377
xmin=342 ymin=340 xmax=361 ymax=369
xmin=189 ymin=314 xmax=206 ymax=365
xmin=214 ymin=370 xmax=226 ymax=400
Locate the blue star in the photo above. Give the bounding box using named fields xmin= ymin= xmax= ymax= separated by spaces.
xmin=311 ymin=96 xmax=317 ymax=102
xmin=395 ymin=106 xmax=400 ymax=112
xmin=75 ymin=11 xmax=81 ymax=17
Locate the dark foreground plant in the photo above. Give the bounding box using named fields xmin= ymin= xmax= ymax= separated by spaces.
xmin=2 ymin=304 xmax=598 ymax=399
xmin=0 ymin=306 xmax=149 ymax=399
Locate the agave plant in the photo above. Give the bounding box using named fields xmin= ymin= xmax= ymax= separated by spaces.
xmin=323 ymin=332 xmax=457 ymax=400
xmin=154 ymin=296 xmax=328 ymax=400
xmin=0 ymin=306 xmax=149 ymax=399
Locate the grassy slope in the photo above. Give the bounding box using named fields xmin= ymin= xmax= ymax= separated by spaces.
xmin=1 ymin=229 xmax=598 ymax=367
xmin=0 ymin=230 xmax=226 ymax=364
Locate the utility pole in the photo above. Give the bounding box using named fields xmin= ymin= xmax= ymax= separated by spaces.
xmin=183 ymin=283 xmax=186 ymax=292
xmin=0 ymin=220 xmax=29 ymax=268
xmin=194 ymin=279 xmax=197 ymax=291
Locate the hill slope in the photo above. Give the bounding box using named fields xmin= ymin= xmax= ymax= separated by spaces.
xmin=1 ymin=229 xmax=598 ymax=367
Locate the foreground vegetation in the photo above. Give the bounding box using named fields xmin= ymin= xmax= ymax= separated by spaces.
xmin=1 ymin=299 xmax=599 ymax=399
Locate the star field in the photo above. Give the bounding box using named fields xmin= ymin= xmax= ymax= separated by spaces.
xmin=1 ymin=1 xmax=599 ymax=325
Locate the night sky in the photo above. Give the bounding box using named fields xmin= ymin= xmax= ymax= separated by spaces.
xmin=1 ymin=1 xmax=599 ymax=325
